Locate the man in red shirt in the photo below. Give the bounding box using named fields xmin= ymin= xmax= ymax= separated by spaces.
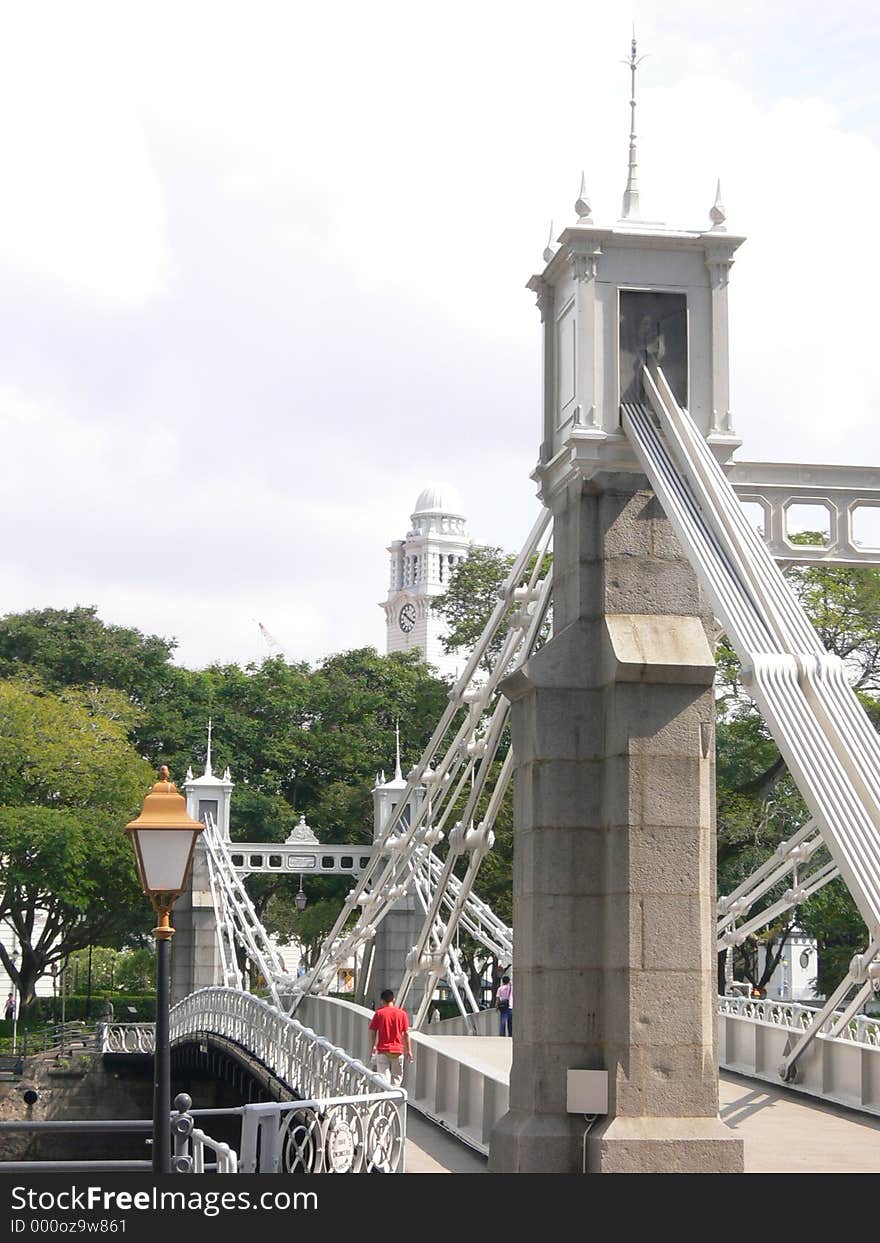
xmin=368 ymin=988 xmax=413 ymax=1088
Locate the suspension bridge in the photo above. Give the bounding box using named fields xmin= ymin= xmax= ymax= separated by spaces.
xmin=34 ymin=46 xmax=880 ymax=1174
xmin=95 ymin=337 xmax=880 ymax=1172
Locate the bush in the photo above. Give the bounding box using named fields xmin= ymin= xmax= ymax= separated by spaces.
xmin=30 ymin=995 xmax=156 ymax=1023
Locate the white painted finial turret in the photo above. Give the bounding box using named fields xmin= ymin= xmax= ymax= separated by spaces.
xmin=204 ymin=717 xmax=214 ymax=778
xmin=542 ymin=221 xmax=557 ymax=263
xmin=709 ymin=180 xmax=727 ymax=231
xmin=394 ymin=719 xmax=403 ymax=782
xmin=621 ymin=30 xmax=646 ymax=220
xmin=574 ymin=173 xmax=592 ymax=223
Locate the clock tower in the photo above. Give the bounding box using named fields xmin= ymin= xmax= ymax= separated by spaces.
xmin=381 ymin=484 xmax=471 ymax=680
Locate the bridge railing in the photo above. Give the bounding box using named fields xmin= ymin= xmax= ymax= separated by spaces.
xmin=297 ymin=994 xmax=507 ymax=1156
xmin=719 ymin=995 xmax=880 ymax=1046
xmin=719 ymin=995 xmax=880 ymax=1116
xmin=172 ymin=987 xmax=396 ymax=1101
xmin=101 ymin=1023 xmax=154 ymax=1054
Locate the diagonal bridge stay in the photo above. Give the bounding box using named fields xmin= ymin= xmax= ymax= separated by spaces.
xmin=202 ymin=375 xmax=880 ymax=1074
xmin=624 ymin=362 xmax=880 ymax=1077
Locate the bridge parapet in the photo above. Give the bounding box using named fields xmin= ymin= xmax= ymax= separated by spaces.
xmin=297 ymin=994 xmax=508 ymax=1155
xmin=719 ymin=996 xmax=880 ymax=1116
xmin=174 ymin=988 xmax=395 ymax=1102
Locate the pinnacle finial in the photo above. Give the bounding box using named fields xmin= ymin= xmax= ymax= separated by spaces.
xmin=574 ymin=172 xmax=592 ymax=222
xmin=620 ymin=30 xmax=646 ymax=220
xmin=709 ymin=179 xmax=727 ymax=230
xmin=394 ymin=719 xmax=403 ymax=783
xmin=204 ymin=717 xmax=213 ymax=778
xmin=542 ymin=220 xmax=557 ymax=263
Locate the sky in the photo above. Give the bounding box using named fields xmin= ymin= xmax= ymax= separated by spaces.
xmin=1 ymin=0 xmax=879 ymax=670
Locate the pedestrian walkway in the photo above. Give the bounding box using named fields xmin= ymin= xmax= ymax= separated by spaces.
xmin=720 ymin=1070 xmax=880 ymax=1173
xmin=403 ymin=1045 xmax=880 ymax=1173
xmin=405 ymin=1108 xmax=487 ymax=1173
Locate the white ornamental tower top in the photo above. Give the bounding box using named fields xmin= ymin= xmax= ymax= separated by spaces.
xmin=183 ymin=718 xmax=234 ymax=839
xmin=529 ymin=40 xmax=745 ymax=502
xmin=371 ymin=728 xmax=423 ymax=842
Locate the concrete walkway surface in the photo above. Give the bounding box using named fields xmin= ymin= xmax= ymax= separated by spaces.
xmin=402 ymin=1040 xmax=880 ymax=1173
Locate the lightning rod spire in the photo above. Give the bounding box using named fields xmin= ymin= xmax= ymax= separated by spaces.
xmin=621 ymin=28 xmax=646 ymax=220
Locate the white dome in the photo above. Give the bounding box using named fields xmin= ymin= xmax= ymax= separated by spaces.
xmin=412 ymin=482 xmax=466 ymax=517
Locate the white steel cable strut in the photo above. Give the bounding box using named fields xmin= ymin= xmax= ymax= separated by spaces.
xmin=288 ymin=508 xmax=552 ymax=1026
xmin=198 ymin=382 xmax=880 ymax=1065
xmin=624 ymin=362 xmax=880 ymax=1074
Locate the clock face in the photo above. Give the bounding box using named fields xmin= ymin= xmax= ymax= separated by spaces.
xmin=398 ymin=603 xmax=416 ymax=634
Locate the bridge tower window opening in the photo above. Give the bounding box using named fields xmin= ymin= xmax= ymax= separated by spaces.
xmin=619 ymin=289 xmax=688 ymax=408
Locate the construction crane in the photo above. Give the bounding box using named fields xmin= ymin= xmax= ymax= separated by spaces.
xmin=255 ymin=620 xmax=285 ymax=659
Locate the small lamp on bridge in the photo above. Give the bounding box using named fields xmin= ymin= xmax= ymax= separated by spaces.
xmin=295 ymin=874 xmax=307 ymax=912
xmin=125 ymin=766 xmax=203 ymax=1176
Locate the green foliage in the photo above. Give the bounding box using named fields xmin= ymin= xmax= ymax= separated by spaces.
xmin=797 ymin=877 xmax=868 ymax=996
xmin=0 ymin=680 xmax=152 ymax=812
xmin=0 ymin=604 xmax=451 ymax=987
xmin=62 ymin=946 xmax=155 ymax=996
xmin=714 ymin=543 xmax=880 ymax=994
xmin=0 ymin=805 xmax=146 ymax=1009
xmin=435 ymin=546 xmax=514 ymax=668
xmin=112 ymin=948 xmax=156 ymax=994
xmin=434 ymin=546 xmax=551 ymax=672
xmin=0 ymin=606 xmax=175 ymax=704
xmin=0 ymin=677 xmax=153 ymax=1011
xmin=24 ymin=994 xmax=157 ymax=1023
xmin=264 ymin=880 xmax=353 ymax=969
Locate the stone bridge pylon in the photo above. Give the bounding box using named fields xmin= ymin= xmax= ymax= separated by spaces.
xmin=489 ymin=153 xmax=745 ymax=1170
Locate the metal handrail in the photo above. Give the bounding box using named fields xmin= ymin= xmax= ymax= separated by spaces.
xmin=718 ymin=994 xmax=880 ymax=1047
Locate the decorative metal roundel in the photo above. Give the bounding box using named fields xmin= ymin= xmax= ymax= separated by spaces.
xmin=799 ymin=949 xmax=811 ymax=969
xmin=398 ymin=603 xmax=416 ymax=633
xmin=326 ymin=1118 xmax=356 ymax=1173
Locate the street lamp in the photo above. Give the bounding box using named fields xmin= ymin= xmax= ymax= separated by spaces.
xmin=295 ymin=874 xmax=307 ymax=912
xmin=125 ymin=766 xmax=203 ymax=1175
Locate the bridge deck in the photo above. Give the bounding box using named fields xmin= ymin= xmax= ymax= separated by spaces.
xmin=408 ymin=1038 xmax=880 ymax=1173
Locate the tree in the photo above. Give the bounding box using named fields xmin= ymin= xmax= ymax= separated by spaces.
xmin=0 ymin=607 xmax=175 ymax=706
xmin=0 ymin=679 xmax=153 ymax=1010
xmin=434 ymin=546 xmax=551 ymax=672
xmin=113 ymin=947 xmax=156 ymax=994
xmin=434 ymin=546 xmax=515 ymax=669
xmin=714 ymin=534 xmax=880 ymax=994
xmin=264 ymin=883 xmax=352 ymax=973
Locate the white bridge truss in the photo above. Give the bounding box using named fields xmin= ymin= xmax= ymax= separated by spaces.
xmin=196 ymin=366 xmax=880 ymax=1081
xmin=624 ymin=363 xmax=880 ymax=1077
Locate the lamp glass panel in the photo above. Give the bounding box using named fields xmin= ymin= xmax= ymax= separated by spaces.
xmin=135 ymin=830 xmax=195 ymax=893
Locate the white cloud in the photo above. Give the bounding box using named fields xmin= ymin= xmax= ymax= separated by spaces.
xmin=0 ymin=6 xmax=170 ymax=306
xmin=0 ymin=3 xmax=879 ymax=669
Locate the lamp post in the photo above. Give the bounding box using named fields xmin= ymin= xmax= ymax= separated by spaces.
xmin=125 ymin=766 xmax=203 ymax=1175
xmin=10 ymin=949 xmax=18 ymax=1056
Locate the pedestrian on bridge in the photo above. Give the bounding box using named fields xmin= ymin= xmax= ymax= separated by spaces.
xmin=496 ymin=976 xmax=512 ymax=1037
xmin=369 ymin=989 xmax=413 ymax=1088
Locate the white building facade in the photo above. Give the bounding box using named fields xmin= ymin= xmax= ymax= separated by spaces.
xmin=381 ymin=484 xmax=472 ymax=681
